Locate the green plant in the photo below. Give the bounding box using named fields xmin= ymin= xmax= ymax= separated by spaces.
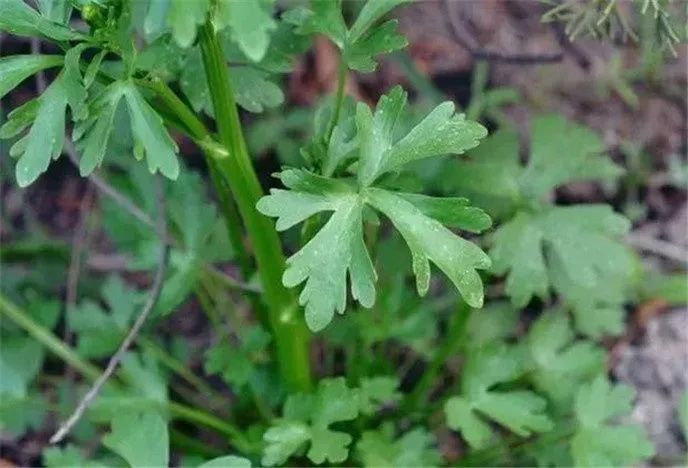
xmin=1 ymin=0 xmax=682 ymax=466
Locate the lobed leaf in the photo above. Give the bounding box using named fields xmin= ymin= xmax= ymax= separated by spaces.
xmin=14 ymin=74 xmax=68 ymax=187
xmin=356 ymin=87 xmax=487 ymax=186
xmin=345 ymin=19 xmax=407 ymax=72
xmin=490 ymin=205 xmax=633 ymax=322
xmin=167 ymin=0 xmax=209 ymax=48
xmin=347 ymin=0 xmax=411 ymax=43
xmin=0 ymin=55 xmax=63 ymax=100
xmin=122 ymin=83 xmax=180 ymax=179
xmin=570 ymin=376 xmax=654 ymax=466
xmin=102 ymin=410 xmax=169 ymax=468
xmin=218 ymin=0 xmax=276 ymax=62
xmin=199 ymin=456 xmax=251 ymax=468
xmin=367 ymin=188 xmax=490 ymax=306
xmin=444 ymin=345 xmax=553 ymax=449
xmin=0 ymin=0 xmax=85 ymax=41
xmin=263 ymin=377 xmax=360 ymax=465
xmin=259 ymin=88 xmax=490 ymax=331
xmin=356 ymin=423 xmax=441 ymax=467
xmin=526 ymin=313 xmax=605 ymax=407
xmin=75 ymin=82 xmax=126 ymax=176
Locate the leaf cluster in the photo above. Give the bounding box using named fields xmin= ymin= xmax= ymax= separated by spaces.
xmin=441 ymin=115 xmax=637 ymax=338
xmin=258 ymin=86 xmax=491 ymax=331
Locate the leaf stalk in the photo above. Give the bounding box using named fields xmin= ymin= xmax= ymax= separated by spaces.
xmin=198 ymin=21 xmax=312 ymax=392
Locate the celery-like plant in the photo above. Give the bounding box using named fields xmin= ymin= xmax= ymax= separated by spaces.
xmin=1 ymin=0 xmax=676 ymax=466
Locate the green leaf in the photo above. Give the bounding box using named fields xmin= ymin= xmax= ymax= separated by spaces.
xmin=367 ymin=188 xmax=490 ymax=306
xmin=204 ymin=326 xmax=271 ymax=388
xmin=520 ymin=114 xmax=623 ymax=199
xmin=167 ymin=0 xmax=209 ymax=48
xmin=261 ymin=184 xmax=372 ymax=331
xmin=75 ymin=82 xmax=126 ymax=175
xmin=14 ymin=74 xmax=68 ymax=186
xmin=357 ymin=376 xmax=401 ymax=415
xmin=356 ymin=87 xmax=487 ymax=186
xmin=347 ymin=0 xmax=411 ymax=43
xmin=0 ymin=55 xmax=63 ymax=99
xmin=258 ymin=171 xmax=372 ymax=328
xmin=0 ymin=0 xmax=85 ymax=41
xmin=102 ymin=410 xmax=169 ymax=468
xmin=0 ymin=98 xmax=39 ymax=140
xmin=263 ymin=377 xmax=359 ymax=465
xmin=89 ymin=352 xmax=168 ymax=421
xmin=439 ymin=129 xmax=521 ymax=219
xmin=290 ymin=0 xmax=346 ymax=48
xmin=345 ymin=20 xmax=407 ymax=72
xmin=0 ymin=393 xmax=48 ymax=437
xmin=526 ymin=312 xmax=605 ymax=407
xmin=444 ymin=345 xmax=553 ymax=449
xmin=356 ymin=423 xmax=441 ymax=467
xmin=122 ymin=83 xmax=180 ymax=179
xmin=232 ymin=67 xmax=284 ymax=113
xmin=0 ymin=336 xmax=43 ymax=397
xmin=143 ymin=0 xmax=170 ymax=41
xmin=36 ymin=0 xmax=72 ymax=24
xmin=218 ymin=0 xmax=276 ymax=62
xmin=180 ymin=47 xmax=284 ymax=114
xmin=199 ymin=455 xmax=251 ymax=468
xmin=570 ymin=376 xmax=654 ymax=466
xmin=258 ymin=88 xmax=490 ymax=331
xmin=490 ymin=205 xmax=632 ymax=313
xmin=640 ymin=271 xmax=688 ymax=306
xmin=43 ymin=444 xmax=87 ymax=468
xmin=289 ymin=0 xmax=408 ymax=70
xmin=10 ymin=47 xmax=87 ymax=186
xmin=464 ymin=302 xmax=519 ymax=350
xmin=68 ymin=276 xmax=143 ymax=359
xmin=394 ymin=192 xmax=492 ymax=233
xmin=262 ymin=421 xmax=311 ymax=466
xmin=444 ymin=116 xmax=622 ymax=210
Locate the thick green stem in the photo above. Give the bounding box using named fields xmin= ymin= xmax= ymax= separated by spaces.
xmin=405 ymin=301 xmax=471 ymax=412
xmin=207 ymin=159 xmax=253 ymax=280
xmin=99 ymin=21 xmax=313 ymax=392
xmin=198 ymin=22 xmax=312 ymax=392
xmin=140 ymin=78 xmax=253 ymax=279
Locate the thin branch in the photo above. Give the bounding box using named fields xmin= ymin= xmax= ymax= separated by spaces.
xmin=63 ymin=140 xmax=156 ymax=229
xmin=50 ymin=177 xmax=170 ymax=444
xmin=443 ymin=0 xmax=563 ymax=64
xmin=63 ymin=186 xmax=95 ymax=402
xmin=65 ymin=188 xmax=94 ymax=311
xmin=33 ymin=40 xmax=154 ymax=229
xmin=627 ymin=232 xmax=688 ymax=265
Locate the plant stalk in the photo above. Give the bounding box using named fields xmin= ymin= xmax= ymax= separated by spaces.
xmin=0 ymin=295 xmax=102 ymax=381
xmin=198 ymin=21 xmax=312 ymax=392
xmin=0 ymin=294 xmax=251 ymax=450
xmin=405 ymin=301 xmax=471 ymax=412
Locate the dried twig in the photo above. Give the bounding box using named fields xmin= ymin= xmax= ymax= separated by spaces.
xmin=627 ymin=232 xmax=688 ymax=265
xmin=63 ymin=140 xmax=156 ymax=229
xmin=65 ymin=188 xmax=95 ymax=312
xmin=64 ymin=186 xmax=95 ymax=398
xmin=443 ymin=0 xmax=563 ymax=64
xmin=50 ymin=177 xmax=169 ymax=444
